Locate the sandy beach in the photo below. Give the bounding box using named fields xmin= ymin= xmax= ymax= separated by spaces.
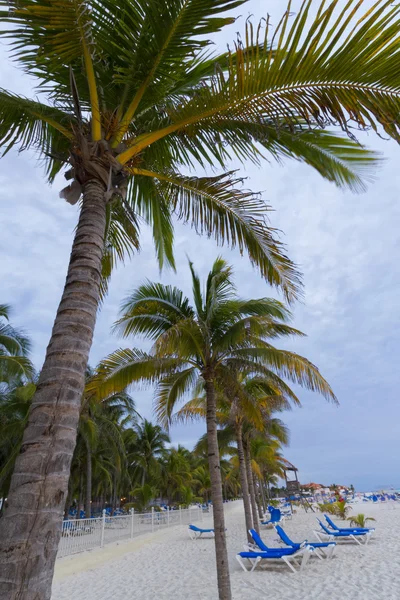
xmin=52 ymin=500 xmax=400 ymax=600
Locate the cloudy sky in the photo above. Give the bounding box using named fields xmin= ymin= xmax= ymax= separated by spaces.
xmin=1 ymin=0 xmax=400 ymax=492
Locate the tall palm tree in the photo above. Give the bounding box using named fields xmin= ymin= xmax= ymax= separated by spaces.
xmin=158 ymin=446 xmax=193 ymax=505
xmin=94 ymin=257 xmax=335 ymax=598
xmin=3 ymin=2 xmax=400 ymax=596
xmin=78 ymin=373 xmax=137 ymax=517
xmin=128 ymin=419 xmax=170 ymax=487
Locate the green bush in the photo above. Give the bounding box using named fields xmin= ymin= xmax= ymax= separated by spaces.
xmin=347 ymin=514 xmax=376 ymax=528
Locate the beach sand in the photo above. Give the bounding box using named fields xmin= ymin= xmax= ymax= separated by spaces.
xmin=52 ymin=500 xmax=400 ymax=600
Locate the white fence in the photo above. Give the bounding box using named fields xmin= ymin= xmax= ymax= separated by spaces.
xmin=58 ymin=506 xmax=208 ymax=558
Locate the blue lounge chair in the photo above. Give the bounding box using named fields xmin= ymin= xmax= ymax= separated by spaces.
xmin=324 ymin=514 xmax=375 ymax=533
xmin=274 ymin=525 xmax=336 ymax=559
xmin=237 ymin=544 xmax=312 ymax=573
xmin=188 ymin=524 xmax=214 ymax=539
xmin=261 ymin=508 xmax=283 ymax=526
xmin=315 ymin=519 xmax=372 ymax=545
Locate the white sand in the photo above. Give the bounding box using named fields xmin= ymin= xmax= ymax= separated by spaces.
xmin=52 ymin=501 xmax=400 ymax=600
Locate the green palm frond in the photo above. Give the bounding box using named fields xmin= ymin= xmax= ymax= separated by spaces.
xmin=130 ymin=174 xmax=175 ymax=270
xmin=244 ymin=375 xmax=300 ymax=407
xmin=172 ymin=396 xmax=207 ymax=425
xmin=111 ymin=0 xmax=247 ymax=142
xmin=129 ymin=169 xmax=301 ymax=301
xmin=89 ymin=348 xmax=181 ymax=398
xmin=114 ymin=282 xmax=194 ymax=339
xmin=262 ymin=127 xmax=381 ymax=194
xmin=0 ymin=304 xmax=11 ymax=320
xmin=0 ymin=90 xmax=74 ymax=180
xmin=154 ymin=367 xmax=198 ymax=428
xmin=100 ymin=200 xmax=141 ymax=300
xmin=120 ymin=0 xmax=400 ymax=163
xmin=230 ymin=345 xmax=337 ymax=402
xmin=0 ymin=355 xmax=34 ymax=381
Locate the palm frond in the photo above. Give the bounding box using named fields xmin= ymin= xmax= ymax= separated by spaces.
xmin=112 ymin=0 xmax=247 ymax=143
xmin=119 ymin=1 xmax=400 ymax=160
xmin=129 ymin=168 xmax=302 ymax=302
xmin=0 ymin=304 xmax=11 ymax=320
xmin=0 ymin=354 xmax=35 ymax=380
xmin=113 ymin=282 xmax=194 ymax=339
xmin=154 ymin=367 xmax=198 ymax=428
xmin=89 ymin=348 xmax=181 ymax=398
xmin=0 ymin=90 xmax=73 ymax=179
xmin=100 ymin=199 xmax=140 ymax=300
xmin=230 ymin=345 xmax=337 ymax=402
xmin=130 ymin=174 xmax=175 ymax=270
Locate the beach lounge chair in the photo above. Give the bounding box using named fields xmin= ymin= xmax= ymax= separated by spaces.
xmin=188 ymin=524 xmax=215 ymax=539
xmin=324 ymin=514 xmax=375 ymax=533
xmin=236 ymin=544 xmax=312 ymax=573
xmin=261 ymin=508 xmax=283 ymax=526
xmin=274 ymin=525 xmax=336 ymax=559
xmin=315 ymin=519 xmax=372 ymax=545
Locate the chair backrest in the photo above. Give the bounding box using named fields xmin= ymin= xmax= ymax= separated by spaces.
xmin=317 ymin=519 xmax=331 ymax=534
xmin=324 ymin=515 xmax=338 ymax=530
xmin=270 ymin=508 xmax=281 ymax=522
xmin=275 ymin=525 xmax=297 ymax=548
xmin=249 ymin=528 xmax=269 ymax=551
xmin=189 ymin=524 xmax=200 ymax=532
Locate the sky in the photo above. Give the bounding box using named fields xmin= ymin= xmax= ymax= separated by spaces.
xmin=1 ymin=0 xmax=400 ymax=492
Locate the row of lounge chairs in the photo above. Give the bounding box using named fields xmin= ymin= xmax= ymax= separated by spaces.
xmin=237 ymin=514 xmax=375 ymax=572
xmin=188 ymin=513 xmax=375 ymax=573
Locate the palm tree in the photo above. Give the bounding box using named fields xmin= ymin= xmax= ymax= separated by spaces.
xmin=0 ymin=380 xmax=37 ymax=510
xmin=158 ymin=446 xmax=193 ymax=505
xmin=3 ymin=1 xmax=400 ymax=596
xmin=0 ymin=304 xmax=34 ymax=383
xmin=78 ymin=373 xmax=137 ymax=517
xmin=128 ymin=420 xmax=170 ymax=487
xmin=94 ymin=257 xmax=336 ymax=598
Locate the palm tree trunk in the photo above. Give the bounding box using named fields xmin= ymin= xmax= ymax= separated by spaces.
xmin=266 ymin=478 xmax=271 ymax=500
xmin=85 ymin=442 xmax=92 ymax=519
xmin=253 ymin=475 xmax=263 ymax=519
xmin=244 ymin=443 xmax=260 ymax=534
xmin=0 ymin=180 xmax=106 ymax=600
xmin=259 ymin=477 xmax=267 ymax=512
xmin=234 ymin=423 xmax=253 ymax=541
xmin=205 ymin=378 xmax=231 ymax=600
xmin=78 ymin=471 xmax=84 ymax=516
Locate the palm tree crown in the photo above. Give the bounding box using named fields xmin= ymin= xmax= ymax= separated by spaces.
xmin=96 ymin=257 xmax=336 ymax=415
xmin=3 ymin=0 xmax=400 ymax=297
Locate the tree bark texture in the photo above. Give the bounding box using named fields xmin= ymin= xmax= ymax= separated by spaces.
xmin=85 ymin=443 xmax=92 ymax=519
xmin=0 ymin=180 xmax=106 ymax=600
xmin=244 ymin=443 xmax=260 ymax=534
xmin=234 ymin=423 xmax=253 ymax=542
xmin=205 ymin=379 xmax=232 ymax=600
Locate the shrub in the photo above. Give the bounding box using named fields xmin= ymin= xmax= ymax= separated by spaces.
xmin=347 ymin=514 xmax=376 ymax=528
xmin=333 ymin=500 xmax=351 ymax=519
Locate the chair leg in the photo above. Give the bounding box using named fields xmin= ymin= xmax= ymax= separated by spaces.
xmin=250 ymin=557 xmax=261 ymax=572
xmin=300 ymin=549 xmax=311 ymax=571
xmin=326 ymin=544 xmax=335 ymax=559
xmin=236 ymin=555 xmax=249 ymax=572
xmin=313 ymin=548 xmax=324 ymax=560
xmin=350 ymin=534 xmax=362 ymax=545
xmin=281 ymin=556 xmax=298 ymax=573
